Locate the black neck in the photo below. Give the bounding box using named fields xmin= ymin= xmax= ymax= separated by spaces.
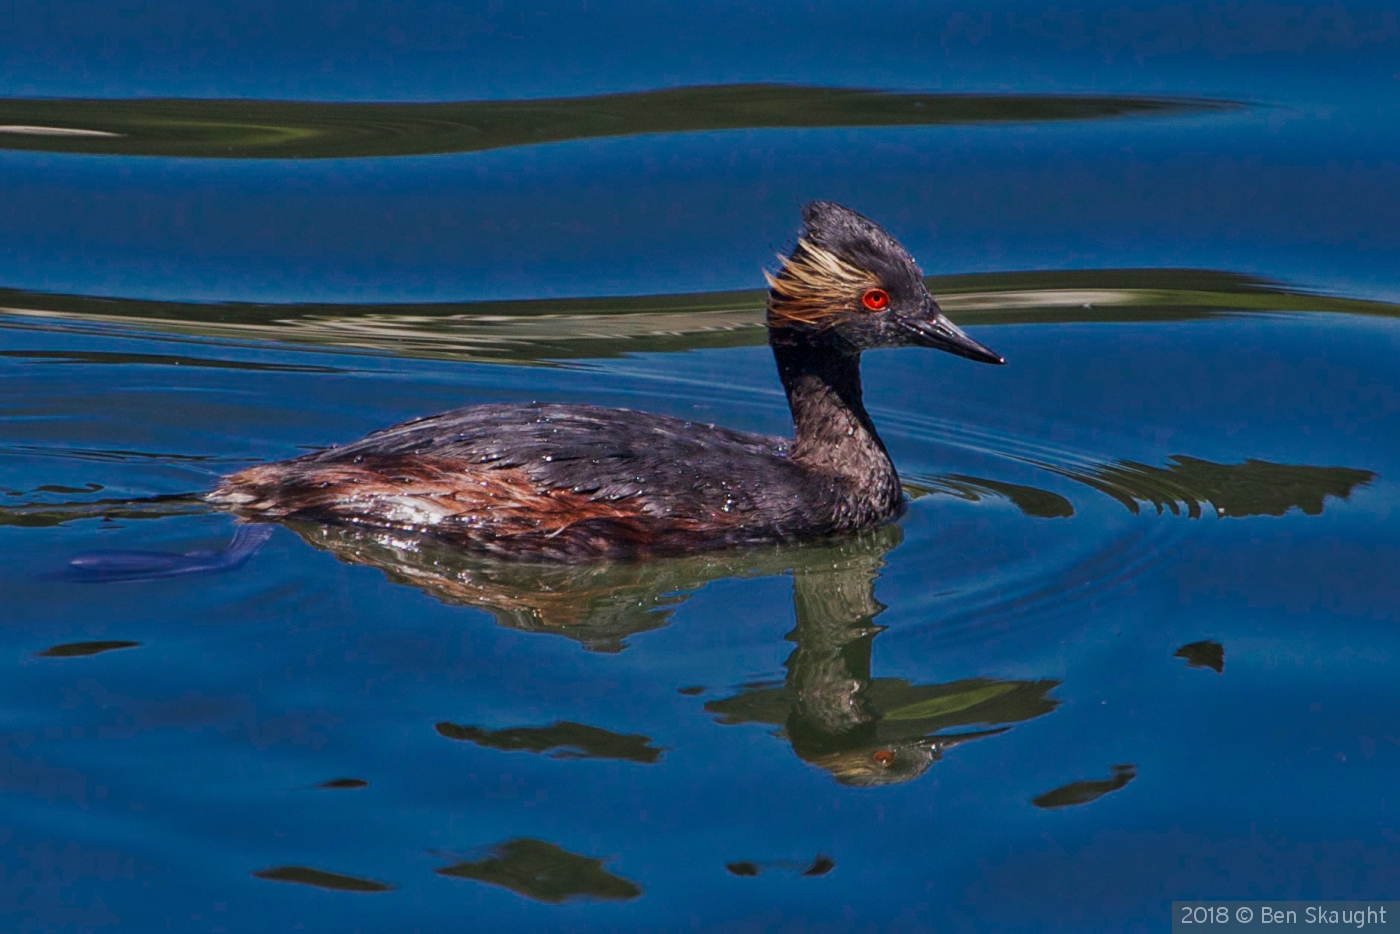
xmin=771 ymin=331 xmax=897 ymax=490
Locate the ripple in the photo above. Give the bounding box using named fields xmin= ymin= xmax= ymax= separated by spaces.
xmin=892 ymin=412 xmax=1378 ymax=649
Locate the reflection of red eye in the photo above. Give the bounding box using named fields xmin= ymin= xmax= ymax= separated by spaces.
xmin=872 ymin=750 xmax=896 ymax=767
xmin=861 ymin=289 xmax=890 ymax=311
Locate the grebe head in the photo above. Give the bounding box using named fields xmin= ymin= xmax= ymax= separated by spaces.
xmin=766 ymin=200 xmax=1005 ymax=365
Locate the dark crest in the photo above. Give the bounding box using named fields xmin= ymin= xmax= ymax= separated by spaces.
xmin=766 ymin=201 xmax=927 ymax=331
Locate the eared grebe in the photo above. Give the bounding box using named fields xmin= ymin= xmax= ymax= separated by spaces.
xmin=209 ymin=201 xmax=1004 ymax=559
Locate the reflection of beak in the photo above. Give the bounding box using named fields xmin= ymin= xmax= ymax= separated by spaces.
xmin=923 ymin=726 xmax=1011 ymax=751
xmin=906 ymin=312 xmax=1005 ymax=365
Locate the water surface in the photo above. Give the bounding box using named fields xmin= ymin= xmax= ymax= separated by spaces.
xmin=1 ymin=3 xmax=1399 ymax=932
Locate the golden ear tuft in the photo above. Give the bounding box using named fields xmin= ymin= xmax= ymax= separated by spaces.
xmin=765 ymin=239 xmax=880 ymax=329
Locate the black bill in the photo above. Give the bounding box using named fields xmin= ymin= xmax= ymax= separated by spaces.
xmin=906 ymin=313 xmax=1006 ymax=365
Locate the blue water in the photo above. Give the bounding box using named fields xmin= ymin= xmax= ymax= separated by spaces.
xmin=2 ymin=3 xmax=1399 ymax=932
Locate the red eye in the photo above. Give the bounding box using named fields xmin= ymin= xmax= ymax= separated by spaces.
xmin=872 ymin=750 xmax=896 ymax=767
xmin=861 ymin=289 xmax=890 ymax=311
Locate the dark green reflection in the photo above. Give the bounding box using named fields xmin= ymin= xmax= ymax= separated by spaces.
xmin=0 ymin=87 xmax=1230 ymax=159
xmin=725 ymin=854 xmax=834 ymax=877
xmin=1032 ymin=764 xmax=1137 ymax=809
xmin=435 ymin=721 xmax=665 ymax=763
xmin=910 ymin=475 xmax=1075 ymax=519
xmin=705 ymin=530 xmax=1058 ymax=785
xmin=36 ymin=640 xmax=140 ymax=657
xmin=5 ymin=268 xmax=1397 ymax=366
xmin=436 ymin=839 xmax=640 ymax=903
xmin=1176 ymin=640 xmax=1225 ymax=673
xmin=914 ymin=456 xmax=1374 ymax=522
xmin=1057 ymin=456 xmax=1375 ymax=518
xmin=317 ymin=778 xmax=369 ymax=789
xmin=0 ymin=494 xmax=207 ymax=528
xmin=252 ymin=866 xmax=394 ymax=892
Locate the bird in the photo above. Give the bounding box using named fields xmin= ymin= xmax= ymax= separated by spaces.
xmin=208 ymin=201 xmax=1005 ymax=560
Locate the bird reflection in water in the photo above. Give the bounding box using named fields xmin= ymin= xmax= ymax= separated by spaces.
xmin=283 ymin=520 xmax=1058 ymax=786
xmin=284 ymin=518 xmax=804 ymax=653
xmin=701 ymin=525 xmax=1058 ymax=786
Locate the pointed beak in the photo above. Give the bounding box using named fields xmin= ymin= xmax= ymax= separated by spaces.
xmin=907 ymin=313 xmax=1005 ymax=365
